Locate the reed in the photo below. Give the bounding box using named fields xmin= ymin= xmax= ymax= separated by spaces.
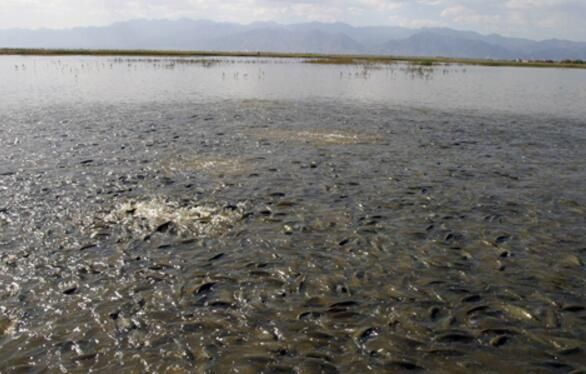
xmin=2 ymin=48 xmax=585 ymax=69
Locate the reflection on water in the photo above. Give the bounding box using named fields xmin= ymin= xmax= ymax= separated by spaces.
xmin=1 ymin=57 xmax=586 ymax=372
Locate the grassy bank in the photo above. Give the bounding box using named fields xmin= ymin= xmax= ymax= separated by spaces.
xmin=1 ymin=48 xmax=585 ymax=69
xmin=303 ymin=55 xmax=586 ymax=69
xmin=0 ymin=48 xmax=322 ymax=58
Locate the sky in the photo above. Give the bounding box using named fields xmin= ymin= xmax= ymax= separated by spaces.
xmin=1 ymin=0 xmax=585 ymax=41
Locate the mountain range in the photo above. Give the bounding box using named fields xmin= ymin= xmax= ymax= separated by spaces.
xmin=1 ymin=19 xmax=586 ymax=60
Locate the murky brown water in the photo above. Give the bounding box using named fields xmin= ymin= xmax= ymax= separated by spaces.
xmin=1 ymin=58 xmax=586 ymax=373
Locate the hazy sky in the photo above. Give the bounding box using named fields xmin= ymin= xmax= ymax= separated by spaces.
xmin=1 ymin=0 xmax=585 ymax=41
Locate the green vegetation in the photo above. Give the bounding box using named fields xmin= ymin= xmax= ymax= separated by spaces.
xmin=561 ymin=59 xmax=585 ymax=65
xmin=411 ymin=60 xmax=435 ymax=66
xmin=111 ymin=57 xmax=224 ymax=67
xmin=304 ymin=55 xmax=586 ymax=69
xmin=306 ymin=56 xmax=399 ymax=65
xmin=1 ymin=48 xmax=585 ymax=69
xmin=0 ymin=48 xmax=321 ymax=59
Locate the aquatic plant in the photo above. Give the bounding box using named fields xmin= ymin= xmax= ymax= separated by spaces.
xmin=3 ymin=48 xmax=586 ymax=69
xmin=410 ymin=60 xmax=434 ymax=66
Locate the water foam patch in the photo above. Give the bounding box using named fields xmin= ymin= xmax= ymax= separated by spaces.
xmin=252 ymin=129 xmax=381 ymax=145
xmin=164 ymin=157 xmax=248 ymax=176
xmin=103 ymin=198 xmax=246 ymax=238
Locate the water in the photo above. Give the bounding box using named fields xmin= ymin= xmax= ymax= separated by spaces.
xmin=2 ymin=56 xmax=586 ymax=118
xmin=1 ymin=56 xmax=585 ymax=373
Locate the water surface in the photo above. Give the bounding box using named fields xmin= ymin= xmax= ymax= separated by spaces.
xmin=1 ymin=57 xmax=585 ymax=373
xmin=2 ymin=56 xmax=586 ymax=118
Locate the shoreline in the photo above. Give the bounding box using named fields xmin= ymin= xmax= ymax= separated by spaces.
xmin=1 ymin=48 xmax=586 ymax=69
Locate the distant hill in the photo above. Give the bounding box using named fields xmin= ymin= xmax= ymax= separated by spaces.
xmin=1 ymin=19 xmax=586 ymax=60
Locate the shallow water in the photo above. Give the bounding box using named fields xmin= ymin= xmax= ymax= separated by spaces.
xmin=3 ymin=56 xmax=586 ymax=119
xmin=1 ymin=57 xmax=586 ymax=373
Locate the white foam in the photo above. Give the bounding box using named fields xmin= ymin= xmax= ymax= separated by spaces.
xmin=298 ymin=131 xmax=361 ymax=143
xmin=254 ymin=129 xmax=378 ymax=145
xmin=104 ymin=198 xmax=246 ymax=237
xmin=165 ymin=158 xmax=246 ymax=175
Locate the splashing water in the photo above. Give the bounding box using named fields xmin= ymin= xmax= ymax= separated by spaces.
xmin=103 ymin=198 xmax=247 ymax=238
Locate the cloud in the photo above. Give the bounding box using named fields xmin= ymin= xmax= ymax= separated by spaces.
xmin=0 ymin=0 xmax=584 ymax=41
xmin=434 ymin=0 xmax=586 ymax=40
